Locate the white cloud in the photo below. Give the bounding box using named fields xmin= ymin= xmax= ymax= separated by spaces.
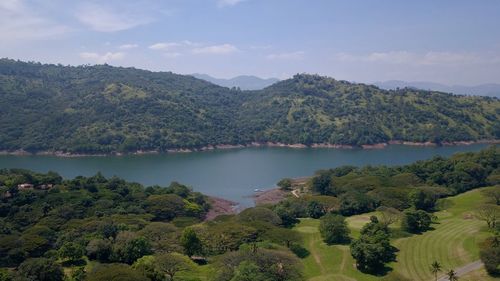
xmin=149 ymin=42 xmax=182 ymax=50
xmin=0 ymin=0 xmax=70 ymax=40
xmin=334 ymin=51 xmax=485 ymax=66
xmin=217 ymin=0 xmax=246 ymax=7
xmin=192 ymin=44 xmax=239 ymax=54
xmin=119 ymin=44 xmax=138 ymax=50
xmin=163 ymin=52 xmax=182 ymax=58
xmin=79 ymin=52 xmax=125 ymax=63
xmin=181 ymin=40 xmax=203 ymax=47
xmin=250 ymin=45 xmax=272 ymax=50
xmin=267 ymin=51 xmax=305 ymax=60
xmin=76 ymin=3 xmax=152 ymax=32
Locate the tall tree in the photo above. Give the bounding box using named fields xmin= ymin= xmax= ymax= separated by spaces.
xmin=180 ymin=228 xmax=203 ymax=257
xmin=156 ymin=253 xmax=193 ymax=281
xmin=430 ymin=261 xmax=442 ymax=281
xmin=319 ymin=213 xmax=350 ymax=244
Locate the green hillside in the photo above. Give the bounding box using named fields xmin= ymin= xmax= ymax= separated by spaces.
xmin=1 ymin=59 xmax=499 ymax=154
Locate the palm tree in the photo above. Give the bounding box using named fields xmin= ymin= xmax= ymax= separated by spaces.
xmin=430 ymin=261 xmax=442 ymax=281
xmin=447 ymin=269 xmax=458 ymax=281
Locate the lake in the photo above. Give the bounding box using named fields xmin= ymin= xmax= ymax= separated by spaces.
xmin=0 ymin=144 xmax=490 ymax=206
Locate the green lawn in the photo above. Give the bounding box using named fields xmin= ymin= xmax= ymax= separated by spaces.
xmin=294 ymin=188 xmax=495 ymax=281
xmin=391 ymin=189 xmax=492 ymax=281
xmin=294 ymin=218 xmax=379 ymax=281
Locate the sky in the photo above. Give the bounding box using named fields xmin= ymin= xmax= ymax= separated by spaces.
xmin=1 ymin=0 xmax=500 ymax=85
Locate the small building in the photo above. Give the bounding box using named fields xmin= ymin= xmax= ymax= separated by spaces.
xmin=17 ymin=183 xmax=34 ymax=190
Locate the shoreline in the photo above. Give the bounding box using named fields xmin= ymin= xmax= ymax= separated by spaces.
xmin=0 ymin=139 xmax=497 ymax=157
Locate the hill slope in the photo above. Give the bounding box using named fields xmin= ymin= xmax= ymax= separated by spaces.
xmin=0 ymin=59 xmax=499 ymax=154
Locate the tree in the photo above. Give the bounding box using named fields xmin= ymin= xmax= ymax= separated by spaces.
xmin=306 ymin=201 xmax=325 ymax=219
xmin=132 ymin=256 xmax=165 ymax=281
xmin=277 ymin=178 xmax=292 ymax=190
xmin=401 ymin=210 xmax=433 ymax=233
xmin=430 ymin=261 xmax=442 ymax=281
xmin=480 ymin=246 xmax=500 ymax=276
xmin=180 ymin=228 xmax=203 ymax=257
xmin=310 ymin=172 xmax=331 ymax=195
xmin=156 ymin=253 xmax=194 ymax=281
xmin=479 ymin=235 xmax=500 ymax=275
xmin=446 ymin=269 xmax=458 ymax=281
xmin=319 ymin=213 xmax=350 ymax=244
xmin=145 ymin=194 xmax=186 ymax=221
xmin=0 ymin=269 xmax=12 ymax=281
xmin=213 ymin=248 xmax=302 ymax=281
xmin=86 ymin=239 xmax=112 ymax=262
xmin=86 ymin=264 xmax=149 ymax=281
xmin=112 ymin=232 xmax=152 ymax=264
xmin=481 ymin=186 xmax=500 ymax=205
xmin=17 ymin=258 xmax=64 ymax=281
xmin=237 ymin=207 xmax=282 ymax=226
xmin=230 ymin=261 xmax=270 ymax=281
xmin=350 ymin=216 xmax=396 ymax=273
xmin=409 ymin=189 xmax=437 ymax=211
xmin=376 ymin=206 xmax=401 ymax=227
xmin=71 ymin=267 xmax=86 ymax=281
xmin=475 ymin=204 xmax=499 ymax=229
xmin=339 ymin=192 xmax=376 ymax=216
xmin=58 ymin=242 xmax=85 ymax=263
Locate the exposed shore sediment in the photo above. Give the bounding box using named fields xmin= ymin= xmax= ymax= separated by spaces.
xmin=0 ymin=139 xmax=497 ymax=157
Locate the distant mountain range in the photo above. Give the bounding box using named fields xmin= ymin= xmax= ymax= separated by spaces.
xmin=191 ymin=73 xmax=279 ymax=90
xmin=374 ymin=80 xmax=500 ymax=98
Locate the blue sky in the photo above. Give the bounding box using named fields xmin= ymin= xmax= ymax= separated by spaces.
xmin=1 ymin=0 xmax=500 ymax=85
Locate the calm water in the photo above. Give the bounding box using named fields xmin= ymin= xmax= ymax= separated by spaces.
xmin=0 ymin=144 xmax=489 ymax=206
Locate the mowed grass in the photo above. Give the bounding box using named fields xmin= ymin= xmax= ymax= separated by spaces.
xmin=295 ymin=188 xmax=494 ymax=281
xmin=391 ymin=189 xmax=492 ymax=281
xmin=294 ymin=218 xmax=379 ymax=281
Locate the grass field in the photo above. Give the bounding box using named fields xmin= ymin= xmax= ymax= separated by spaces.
xmin=294 ymin=188 xmax=495 ymax=281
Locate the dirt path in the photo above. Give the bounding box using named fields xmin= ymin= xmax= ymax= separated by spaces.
xmin=436 ymin=260 xmax=484 ymax=281
xmin=339 ymin=246 xmax=348 ymax=272
xmin=291 ymin=189 xmax=300 ymax=198
xmin=309 ymin=234 xmax=326 ymax=274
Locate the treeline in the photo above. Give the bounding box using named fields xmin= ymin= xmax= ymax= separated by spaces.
xmin=1 ymin=59 xmax=499 ymax=154
xmin=0 ymin=169 xmax=304 ymax=281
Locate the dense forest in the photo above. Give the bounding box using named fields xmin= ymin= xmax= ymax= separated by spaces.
xmin=0 ymin=147 xmax=498 ymax=280
xmin=0 ymin=59 xmax=499 ymax=154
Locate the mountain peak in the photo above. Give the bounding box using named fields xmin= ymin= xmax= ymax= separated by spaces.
xmin=191 ymin=73 xmax=279 ymax=90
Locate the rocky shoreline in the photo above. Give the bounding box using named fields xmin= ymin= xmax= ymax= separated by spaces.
xmin=1 ymin=139 xmax=497 ymax=157
xmin=204 ymin=196 xmax=240 ymax=221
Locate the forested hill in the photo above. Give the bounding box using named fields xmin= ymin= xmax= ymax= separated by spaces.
xmin=0 ymin=59 xmax=499 ymax=154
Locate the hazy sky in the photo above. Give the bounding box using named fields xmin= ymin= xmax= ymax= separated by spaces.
xmin=1 ymin=0 xmax=500 ymax=85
